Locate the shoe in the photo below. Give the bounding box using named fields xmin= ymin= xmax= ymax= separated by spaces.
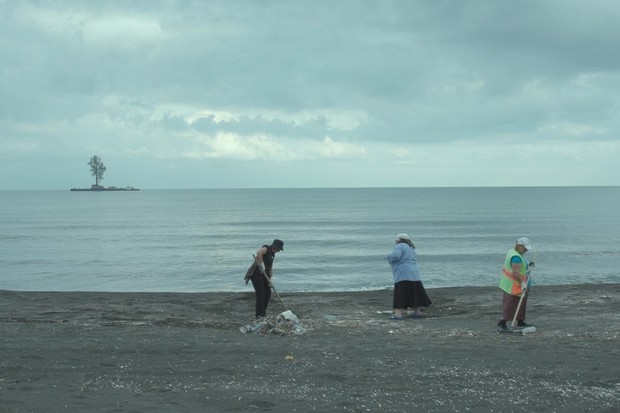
xmin=410 ymin=313 xmax=423 ymax=319
xmin=388 ymin=314 xmax=404 ymax=321
xmin=517 ymin=320 xmax=529 ymax=327
xmin=497 ymin=320 xmax=507 ymax=331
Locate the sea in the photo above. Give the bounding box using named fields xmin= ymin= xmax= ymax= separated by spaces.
xmin=1 ymin=187 xmax=618 ymax=293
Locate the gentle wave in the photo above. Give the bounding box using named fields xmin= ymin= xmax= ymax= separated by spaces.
xmin=1 ymin=187 xmax=619 ymax=292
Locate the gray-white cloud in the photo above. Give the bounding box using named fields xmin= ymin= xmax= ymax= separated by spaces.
xmin=1 ymin=0 xmax=619 ymax=189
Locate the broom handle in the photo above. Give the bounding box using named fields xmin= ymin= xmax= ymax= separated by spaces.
xmin=511 ymin=292 xmax=526 ymax=328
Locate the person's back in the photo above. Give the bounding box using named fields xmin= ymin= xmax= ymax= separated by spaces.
xmin=386 ymin=243 xmax=420 ymax=282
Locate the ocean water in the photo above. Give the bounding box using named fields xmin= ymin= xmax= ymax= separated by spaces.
xmin=1 ymin=187 xmax=618 ymax=293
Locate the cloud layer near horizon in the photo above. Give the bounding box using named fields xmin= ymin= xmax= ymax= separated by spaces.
xmin=1 ymin=0 xmax=619 ymax=189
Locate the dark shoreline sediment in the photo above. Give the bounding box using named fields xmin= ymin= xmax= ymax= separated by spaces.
xmin=1 ymin=284 xmax=618 ymax=413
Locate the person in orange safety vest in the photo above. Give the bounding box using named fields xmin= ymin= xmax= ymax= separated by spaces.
xmin=498 ymin=237 xmax=535 ymax=331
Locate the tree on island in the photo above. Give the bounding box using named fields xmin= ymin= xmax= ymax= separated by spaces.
xmin=88 ymin=155 xmax=107 ymax=186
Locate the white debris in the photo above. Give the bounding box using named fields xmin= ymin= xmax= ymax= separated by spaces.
xmin=240 ymin=310 xmax=306 ymax=335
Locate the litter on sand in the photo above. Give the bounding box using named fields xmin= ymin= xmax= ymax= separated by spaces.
xmin=240 ymin=310 xmax=307 ymax=335
xmin=498 ymin=326 xmax=537 ymax=335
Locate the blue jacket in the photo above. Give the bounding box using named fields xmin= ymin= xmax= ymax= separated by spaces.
xmin=385 ymin=243 xmax=421 ymax=283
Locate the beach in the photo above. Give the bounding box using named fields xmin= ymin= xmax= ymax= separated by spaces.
xmin=1 ymin=284 xmax=618 ymax=413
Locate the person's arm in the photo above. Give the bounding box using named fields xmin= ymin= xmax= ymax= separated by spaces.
xmin=385 ymin=244 xmax=402 ymax=263
xmin=256 ymin=246 xmax=267 ymax=273
xmin=511 ymin=257 xmax=527 ymax=290
xmin=511 ymin=263 xmax=525 ymax=281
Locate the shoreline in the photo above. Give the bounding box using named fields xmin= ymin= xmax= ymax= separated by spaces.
xmin=1 ymin=284 xmax=618 ymax=412
xmin=4 ymin=280 xmax=619 ymax=294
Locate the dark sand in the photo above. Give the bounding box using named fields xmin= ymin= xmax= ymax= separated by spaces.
xmin=1 ymin=284 xmax=618 ymax=413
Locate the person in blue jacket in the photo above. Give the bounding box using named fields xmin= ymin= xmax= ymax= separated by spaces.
xmin=385 ymin=233 xmax=432 ymax=320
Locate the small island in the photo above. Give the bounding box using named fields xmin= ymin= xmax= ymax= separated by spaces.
xmin=70 ymin=155 xmax=140 ymax=192
xmin=70 ymin=185 xmax=139 ymax=192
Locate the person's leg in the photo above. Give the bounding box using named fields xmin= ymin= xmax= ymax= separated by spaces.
xmin=263 ymin=281 xmax=272 ymax=314
xmin=250 ymin=275 xmax=266 ymax=318
xmin=391 ymin=283 xmax=404 ymax=318
xmin=499 ymin=292 xmax=518 ymax=329
xmin=410 ymin=281 xmax=430 ymax=316
xmin=502 ymin=292 xmax=519 ymax=321
xmin=517 ymin=294 xmax=528 ymax=324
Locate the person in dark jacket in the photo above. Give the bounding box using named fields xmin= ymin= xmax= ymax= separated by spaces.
xmin=246 ymin=239 xmax=284 ymax=320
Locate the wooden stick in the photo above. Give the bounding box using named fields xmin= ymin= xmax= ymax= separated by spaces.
xmin=511 ymin=292 xmax=526 ymax=328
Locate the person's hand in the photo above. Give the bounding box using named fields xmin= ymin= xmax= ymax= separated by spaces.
xmin=521 ymin=281 xmax=528 ymax=292
xmin=259 ymin=262 xmax=266 ymax=273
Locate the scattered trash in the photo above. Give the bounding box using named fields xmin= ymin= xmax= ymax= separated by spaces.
xmin=239 ymin=321 xmax=272 ymax=335
xmin=240 ymin=310 xmax=307 ymax=335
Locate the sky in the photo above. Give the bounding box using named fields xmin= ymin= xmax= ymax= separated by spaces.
xmin=1 ymin=0 xmax=619 ymax=190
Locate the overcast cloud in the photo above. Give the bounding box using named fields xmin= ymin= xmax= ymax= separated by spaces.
xmin=1 ymin=0 xmax=619 ymax=189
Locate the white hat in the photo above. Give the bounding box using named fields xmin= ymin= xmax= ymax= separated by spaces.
xmin=396 ymin=233 xmax=411 ymax=242
xmin=516 ymin=237 xmax=534 ymax=250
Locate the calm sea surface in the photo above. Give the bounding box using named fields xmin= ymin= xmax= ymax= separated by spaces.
xmin=1 ymin=187 xmax=618 ymax=292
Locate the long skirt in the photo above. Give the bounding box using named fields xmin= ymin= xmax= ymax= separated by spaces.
xmin=502 ymin=291 xmax=527 ymax=321
xmin=393 ymin=280 xmax=432 ymax=309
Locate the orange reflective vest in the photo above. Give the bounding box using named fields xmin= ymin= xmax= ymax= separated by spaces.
xmin=499 ymin=248 xmax=528 ymax=296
